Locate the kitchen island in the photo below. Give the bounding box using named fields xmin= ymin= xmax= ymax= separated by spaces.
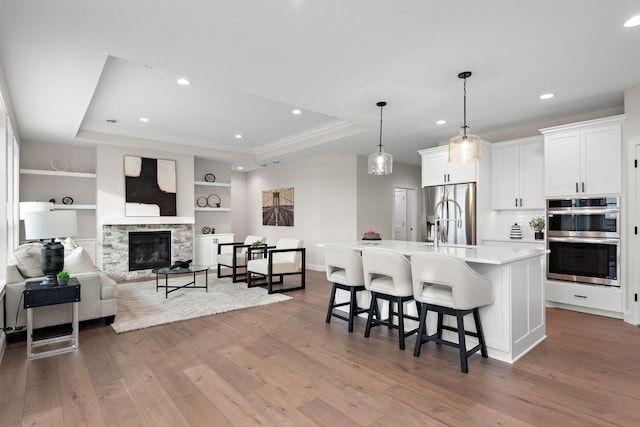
xmin=328 ymin=241 xmax=547 ymax=364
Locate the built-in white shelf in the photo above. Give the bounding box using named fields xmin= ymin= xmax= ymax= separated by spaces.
xmin=195 ymin=207 xmax=231 ymax=212
xmin=54 ymin=204 xmax=96 ymax=210
xmin=20 ymin=168 xmax=97 ymax=179
xmin=194 ymin=180 xmax=231 ymax=187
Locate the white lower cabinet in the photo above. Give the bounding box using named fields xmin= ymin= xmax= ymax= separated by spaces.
xmin=546 ymin=280 xmax=622 ymax=316
xmin=194 ymin=233 xmax=235 ymax=269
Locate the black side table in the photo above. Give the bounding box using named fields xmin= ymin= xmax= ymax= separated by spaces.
xmin=23 ymin=278 xmax=81 ymax=359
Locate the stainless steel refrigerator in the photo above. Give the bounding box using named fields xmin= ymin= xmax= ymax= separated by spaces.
xmin=422 ymin=183 xmax=476 ymax=245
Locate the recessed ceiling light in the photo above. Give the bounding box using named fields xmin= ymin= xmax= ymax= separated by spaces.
xmin=292 ymin=109 xmax=302 ymax=115
xmin=237 ymin=166 xmax=244 ymax=170
xmin=436 ymin=120 xmax=447 ymax=125
xmin=177 ymin=78 xmax=191 ymax=86
xmin=234 ymin=134 xmax=243 ymax=139
xmin=539 ymin=93 xmax=555 ymax=100
xmin=139 ymin=117 xmax=150 ymax=122
xmin=624 ymin=15 xmax=640 ymax=27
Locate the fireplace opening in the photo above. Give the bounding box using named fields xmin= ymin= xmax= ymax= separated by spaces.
xmin=128 ymin=231 xmax=171 ymax=271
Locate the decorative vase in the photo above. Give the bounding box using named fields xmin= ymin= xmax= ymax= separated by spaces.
xmin=534 ymin=231 xmax=544 ymax=240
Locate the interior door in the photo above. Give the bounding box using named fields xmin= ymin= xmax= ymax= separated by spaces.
xmin=394 ymin=188 xmax=407 ymax=240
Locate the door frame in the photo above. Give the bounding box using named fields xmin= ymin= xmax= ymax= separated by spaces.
xmin=627 ymin=137 xmax=640 ymax=325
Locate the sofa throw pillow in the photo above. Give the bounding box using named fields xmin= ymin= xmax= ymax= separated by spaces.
xmin=64 ymin=246 xmax=97 ymax=274
xmin=12 ymin=243 xmax=44 ymax=278
xmin=56 ymin=236 xmax=79 ymax=255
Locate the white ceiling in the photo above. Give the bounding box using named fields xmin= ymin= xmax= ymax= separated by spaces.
xmin=1 ymin=1 xmax=639 ymax=170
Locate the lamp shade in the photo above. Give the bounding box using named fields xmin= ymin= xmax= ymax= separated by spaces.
xmin=24 ymin=210 xmax=77 ymax=240
xmin=448 ymin=132 xmax=482 ymax=166
xmin=368 ymin=150 xmax=393 ymax=175
xmin=19 ymin=201 xmax=54 ymax=220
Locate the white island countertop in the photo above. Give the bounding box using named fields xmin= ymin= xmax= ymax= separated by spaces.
xmin=329 ymin=240 xmax=548 ymax=265
xmin=323 ymin=240 xmax=548 ymax=363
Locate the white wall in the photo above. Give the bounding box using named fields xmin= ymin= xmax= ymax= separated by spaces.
xmin=243 ymin=154 xmax=422 ymax=269
xmin=356 ymin=156 xmax=422 ymax=241
xmin=96 ymin=144 xmax=195 ymax=221
xmin=246 ymin=155 xmax=358 ymax=269
xmin=230 ymin=171 xmax=249 ymax=240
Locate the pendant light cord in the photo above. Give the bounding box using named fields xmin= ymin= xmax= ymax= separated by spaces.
xmin=462 ymin=76 xmax=468 ymax=138
xmin=378 ymin=103 xmax=384 ymax=152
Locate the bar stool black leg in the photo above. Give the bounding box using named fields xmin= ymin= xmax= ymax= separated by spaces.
xmin=397 ymin=297 xmax=405 ymax=350
xmin=325 ymin=283 xmax=338 ymax=323
xmin=456 ymin=311 xmax=469 ymax=373
xmin=414 ymin=303 xmax=428 ymax=357
xmin=348 ymin=287 xmax=357 ymax=332
xmin=473 ymin=308 xmax=488 ymax=358
xmin=364 ymin=292 xmax=377 ymax=338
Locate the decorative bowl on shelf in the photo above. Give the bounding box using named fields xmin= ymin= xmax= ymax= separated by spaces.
xmin=196 ymin=196 xmax=208 ymax=207
xmin=207 ymin=194 xmax=221 ymax=208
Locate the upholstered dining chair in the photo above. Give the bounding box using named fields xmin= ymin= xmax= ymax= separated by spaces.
xmin=246 ymin=238 xmax=305 ymax=294
xmin=361 ymin=247 xmax=420 ymax=350
xmin=411 ymin=252 xmax=493 ymax=373
xmin=324 ymin=244 xmax=371 ymax=332
xmin=217 ymin=235 xmax=266 ymax=282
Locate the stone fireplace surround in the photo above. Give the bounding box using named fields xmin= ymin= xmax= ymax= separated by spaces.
xmin=102 ymin=221 xmax=193 ymax=281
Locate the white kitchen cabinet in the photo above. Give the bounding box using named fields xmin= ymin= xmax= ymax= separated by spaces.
xmin=194 ymin=233 xmax=235 ymax=268
xmin=546 ymin=280 xmax=622 ymax=318
xmin=418 ymin=146 xmax=477 ymax=187
xmin=491 ymin=136 xmax=544 ymax=210
xmin=541 ymin=115 xmax=624 ymax=197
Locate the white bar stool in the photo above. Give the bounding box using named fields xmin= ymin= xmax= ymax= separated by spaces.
xmin=362 ymin=247 xmax=419 ymax=350
xmin=324 ymin=244 xmax=371 ymax=332
xmin=411 ymin=252 xmax=493 ymax=373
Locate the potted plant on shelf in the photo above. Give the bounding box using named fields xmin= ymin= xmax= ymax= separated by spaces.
xmin=529 ymin=216 xmax=545 ymax=240
xmin=57 ymin=271 xmax=70 ymax=286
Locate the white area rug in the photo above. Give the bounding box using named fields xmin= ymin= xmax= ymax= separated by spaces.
xmin=110 ymin=277 xmax=292 ymax=333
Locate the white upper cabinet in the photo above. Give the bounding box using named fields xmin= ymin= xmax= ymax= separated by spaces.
xmin=419 ymin=146 xmax=477 ymax=187
xmin=491 ymin=136 xmax=544 ymax=210
xmin=541 ymin=115 xmax=624 ymax=197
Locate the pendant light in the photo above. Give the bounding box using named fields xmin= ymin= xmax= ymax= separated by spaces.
xmin=449 ymin=71 xmax=481 ymax=166
xmin=368 ymin=101 xmax=393 ymax=175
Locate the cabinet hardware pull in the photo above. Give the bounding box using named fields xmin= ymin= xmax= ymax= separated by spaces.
xmin=444 ymin=173 xmax=447 ymax=182
xmin=582 ymin=182 xmax=585 ymax=192
xmin=575 ymin=182 xmax=579 ymax=193
xmin=515 ymin=198 xmax=518 ymax=207
xmin=573 ymin=295 xmax=587 ymax=299
xmin=520 ymin=198 xmax=523 ymax=207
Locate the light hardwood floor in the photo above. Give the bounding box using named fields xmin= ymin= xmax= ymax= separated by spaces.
xmin=1 ymin=270 xmax=639 ymax=426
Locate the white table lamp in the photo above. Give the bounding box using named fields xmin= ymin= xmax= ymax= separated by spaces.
xmin=19 ymin=201 xmax=54 ymax=220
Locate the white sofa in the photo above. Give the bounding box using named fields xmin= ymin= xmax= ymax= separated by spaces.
xmin=4 ymin=241 xmax=117 ymax=330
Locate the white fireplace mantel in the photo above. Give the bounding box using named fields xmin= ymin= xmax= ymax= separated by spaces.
xmin=101 ymin=216 xmax=195 ymax=226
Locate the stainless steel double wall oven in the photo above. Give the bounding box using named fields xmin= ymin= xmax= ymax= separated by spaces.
xmin=546 ymin=197 xmax=620 ymax=286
